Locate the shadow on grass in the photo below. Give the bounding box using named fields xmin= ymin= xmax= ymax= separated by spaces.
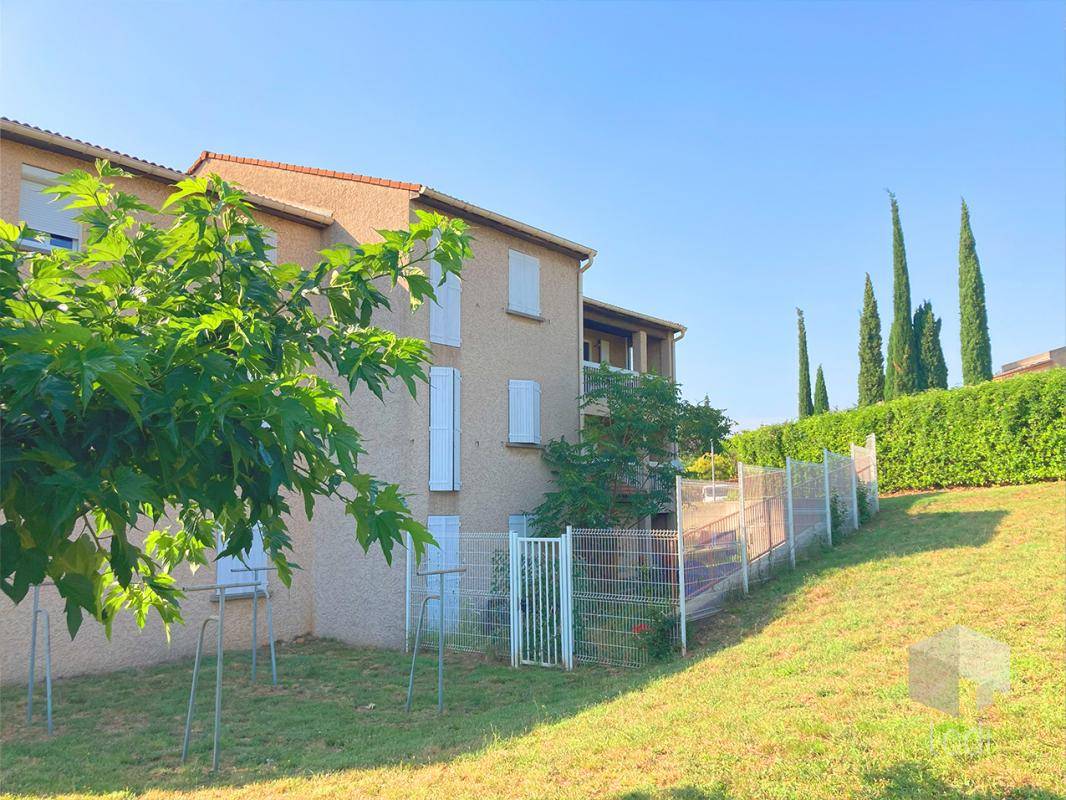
xmin=0 ymin=493 xmax=1012 ymax=796
xmin=863 ymin=761 xmax=1065 ymax=800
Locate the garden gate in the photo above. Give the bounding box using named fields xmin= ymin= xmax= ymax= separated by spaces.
xmin=508 ymin=530 xmax=574 ymax=669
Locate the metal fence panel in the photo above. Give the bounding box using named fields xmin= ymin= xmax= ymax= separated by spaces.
xmin=789 ymin=458 xmax=828 ymax=555
xmin=406 ymin=531 xmax=511 ymax=660
xmin=569 ymin=528 xmax=682 ymax=667
xmin=825 ymin=451 xmax=858 ymax=538
xmin=678 ymin=479 xmax=744 ymax=621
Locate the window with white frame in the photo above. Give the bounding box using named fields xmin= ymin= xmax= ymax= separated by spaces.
xmin=215 ymin=525 xmax=270 ymax=597
xmin=508 ymin=249 xmax=540 ymax=316
xmin=19 ymin=165 xmax=80 ymax=251
xmin=264 ymin=230 xmax=278 ymax=264
xmin=429 ymin=230 xmax=461 ymax=346
xmin=429 ymin=366 xmax=461 ymax=491
xmin=508 ymin=379 xmax=541 ymax=444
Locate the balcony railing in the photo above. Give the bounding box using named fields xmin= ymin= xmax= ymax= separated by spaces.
xmin=583 ymin=362 xmax=642 ymax=394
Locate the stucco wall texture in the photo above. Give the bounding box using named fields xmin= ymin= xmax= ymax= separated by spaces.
xmin=0 ymin=141 xmax=586 ymax=682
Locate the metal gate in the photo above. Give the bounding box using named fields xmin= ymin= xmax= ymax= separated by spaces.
xmin=508 ymin=531 xmax=574 ymax=669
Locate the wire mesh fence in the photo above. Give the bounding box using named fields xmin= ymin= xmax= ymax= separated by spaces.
xmin=788 ymin=458 xmax=829 ymax=554
xmin=404 ymin=438 xmax=878 ymax=669
xmin=825 ymin=450 xmax=859 ymax=539
xmin=678 ymin=478 xmax=744 ymax=621
xmin=406 ymin=531 xmax=511 ymax=660
xmin=569 ymin=528 xmax=682 ymax=667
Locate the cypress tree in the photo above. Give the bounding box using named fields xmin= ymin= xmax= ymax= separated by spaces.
xmin=914 ymin=300 xmax=948 ymax=390
xmin=857 ymin=273 xmax=885 ymax=406
xmin=884 ymin=192 xmax=918 ymax=399
xmin=958 ymin=198 xmax=992 ymax=384
xmin=813 ymin=365 xmax=829 ymax=414
xmin=913 ymin=302 xmax=929 ymax=390
xmin=797 ymin=308 xmax=813 ymax=419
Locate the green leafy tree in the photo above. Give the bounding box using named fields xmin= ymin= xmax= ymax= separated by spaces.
xmin=857 ymin=273 xmax=885 ymax=406
xmin=797 ymin=308 xmax=813 ymax=418
xmin=531 ymin=367 xmax=682 ymax=532
xmin=813 ymin=365 xmax=829 ymax=414
xmin=0 ymin=162 xmax=472 ymax=636
xmin=677 ymin=395 xmax=733 ymax=461
xmin=884 ymin=192 xmax=918 ymax=399
xmin=914 ymin=300 xmax=948 ymax=390
xmin=958 ymin=199 xmax=992 ymax=384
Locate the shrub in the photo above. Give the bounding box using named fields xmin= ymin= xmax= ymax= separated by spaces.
xmin=730 ymin=371 xmax=1066 ymax=493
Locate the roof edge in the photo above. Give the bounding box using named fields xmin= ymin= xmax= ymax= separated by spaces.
xmin=583 ymin=296 xmax=686 ymax=334
xmin=189 ymin=151 xmax=422 ymax=192
xmin=1 ymin=119 xmax=332 ymax=228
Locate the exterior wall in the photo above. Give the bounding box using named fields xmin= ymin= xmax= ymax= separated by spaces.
xmin=0 ymin=141 xmax=323 ymax=682
xmin=195 ymin=161 xmax=582 ymax=650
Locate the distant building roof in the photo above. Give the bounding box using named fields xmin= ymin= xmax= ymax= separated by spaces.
xmin=993 ymin=346 xmax=1066 ymax=380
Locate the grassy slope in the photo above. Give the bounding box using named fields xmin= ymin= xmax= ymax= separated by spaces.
xmin=1 ymin=483 xmax=1063 ymax=800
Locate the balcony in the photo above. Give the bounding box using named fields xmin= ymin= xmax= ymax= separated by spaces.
xmin=582 ymin=361 xmax=641 ymax=394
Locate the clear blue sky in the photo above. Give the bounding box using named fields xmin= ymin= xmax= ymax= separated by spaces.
xmin=3 ymin=1 xmax=1062 ymax=428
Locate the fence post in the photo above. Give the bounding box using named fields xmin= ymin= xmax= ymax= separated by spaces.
xmin=404 ymin=532 xmax=412 ymax=653
xmin=738 ymin=462 xmax=750 ymax=595
xmin=869 ymin=433 xmax=880 ymax=514
xmin=785 ymin=457 xmax=796 ymax=569
xmin=849 ymin=452 xmax=860 ymax=529
xmin=562 ymin=526 xmax=575 ymax=670
xmin=508 ymin=528 xmax=520 ymax=668
xmin=674 ymin=475 xmax=687 ymax=656
xmin=822 ymin=448 xmax=833 ymax=546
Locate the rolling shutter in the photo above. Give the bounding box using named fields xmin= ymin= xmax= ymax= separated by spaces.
xmin=429 ymin=366 xmax=461 ymax=491
xmin=19 ymin=165 xmax=80 ymax=249
xmin=508 ymin=380 xmax=541 ymax=444
xmin=508 ymin=249 xmax=540 ymax=316
xmin=429 ymin=230 xmax=461 ymax=347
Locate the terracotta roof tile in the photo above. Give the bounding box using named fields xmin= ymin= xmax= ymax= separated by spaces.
xmin=188 ymin=151 xmax=422 ymax=193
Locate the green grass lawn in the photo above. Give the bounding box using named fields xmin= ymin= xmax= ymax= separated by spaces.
xmin=2 ymin=483 xmax=1063 ymax=800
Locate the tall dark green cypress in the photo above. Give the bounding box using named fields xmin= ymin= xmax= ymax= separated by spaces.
xmin=797 ymin=308 xmax=813 ymax=419
xmin=958 ymin=199 xmax=992 ymax=384
xmin=884 ymin=192 xmax=918 ymax=399
xmin=813 ymin=365 xmax=829 ymax=414
xmin=857 ymin=273 xmax=885 ymax=406
xmin=913 ymin=302 xmax=929 ymax=390
xmin=914 ymin=300 xmax=948 ymax=390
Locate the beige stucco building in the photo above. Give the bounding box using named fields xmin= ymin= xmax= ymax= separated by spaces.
xmin=0 ymin=118 xmax=683 ymax=681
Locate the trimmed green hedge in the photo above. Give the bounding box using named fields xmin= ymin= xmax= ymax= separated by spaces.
xmin=730 ymin=370 xmax=1066 ymax=493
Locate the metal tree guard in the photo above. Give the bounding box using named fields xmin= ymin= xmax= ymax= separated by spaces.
xmin=26 ymin=583 xmax=54 ymax=735
xmin=232 ymin=565 xmax=278 ymax=685
xmin=405 ymin=566 xmax=466 ymax=713
xmin=180 ymin=580 xmax=259 ymax=772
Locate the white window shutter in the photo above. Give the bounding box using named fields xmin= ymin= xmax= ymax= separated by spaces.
xmin=508 ymin=514 xmax=529 ymax=536
xmin=429 ymin=231 xmax=461 ymax=347
xmin=216 ymin=525 xmax=269 ymax=597
xmin=426 ymin=516 xmax=461 ymax=632
xmin=264 ymin=231 xmax=278 ymax=264
xmin=508 ymin=250 xmax=540 ymax=316
xmin=430 ymin=367 xmax=460 ymax=490
xmin=508 ymin=380 xmax=541 ymax=444
xmin=19 ymin=166 xmax=80 ymax=247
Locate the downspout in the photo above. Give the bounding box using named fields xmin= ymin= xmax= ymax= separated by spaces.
xmin=578 ymin=254 xmax=596 ymax=431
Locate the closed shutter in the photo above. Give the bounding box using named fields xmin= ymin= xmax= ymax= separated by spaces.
xmin=19 ymin=165 xmax=80 ymax=249
xmin=264 ymin=231 xmax=278 ymax=264
xmin=429 ymin=366 xmax=461 ymax=490
xmin=508 ymin=380 xmax=541 ymax=444
xmin=426 ymin=515 xmax=460 ymax=632
xmin=508 ymin=514 xmax=529 ymax=536
xmin=508 ymin=249 xmax=540 ymax=316
xmin=216 ymin=525 xmax=270 ymax=597
xmin=429 ymin=230 xmax=461 ymax=347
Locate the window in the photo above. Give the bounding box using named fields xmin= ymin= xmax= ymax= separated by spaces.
xmin=429 ymin=230 xmax=461 ymax=346
xmin=215 ymin=525 xmax=270 ymax=597
xmin=429 ymin=366 xmax=461 ymax=490
xmin=264 ymin=230 xmax=278 ymax=264
xmin=508 ymin=249 xmax=540 ymax=316
xmin=508 ymin=379 xmax=541 ymax=444
xmin=19 ymin=165 xmax=80 ymax=251
xmin=583 ymin=340 xmax=591 ymax=361
xmin=426 ymin=515 xmax=460 ymax=632
xmin=508 ymin=514 xmax=530 ymax=536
